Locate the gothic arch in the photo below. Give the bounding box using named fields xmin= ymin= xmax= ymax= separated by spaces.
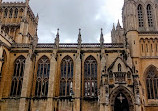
xmin=37 ymin=55 xmax=50 ymax=63
xmin=84 ymin=55 xmax=97 ymax=63
xmin=35 ymin=55 xmax=50 ymax=97
xmin=60 ymin=55 xmax=73 ymax=63
xmin=145 ymin=1 xmax=154 ymax=8
xmin=110 ymin=86 xmax=135 ymax=111
xmin=136 ymin=1 xmax=145 ymax=8
xmin=137 ymin=4 xmax=145 ymax=28
xmin=10 ymin=55 xmax=26 ymax=97
xmin=59 ymin=55 xmax=74 ymax=96
xmin=146 ymin=4 xmax=154 ymax=28
xmin=144 ymin=65 xmax=158 ymax=78
xmin=84 ymin=55 xmax=98 ymax=97
xmin=14 ymin=55 xmax=26 ymax=62
xmin=136 ymin=2 xmax=145 ymax=15
xmin=144 ymin=65 xmax=158 ymax=99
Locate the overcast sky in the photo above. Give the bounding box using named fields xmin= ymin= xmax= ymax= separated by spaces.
xmin=3 ymin=0 xmax=124 ymax=43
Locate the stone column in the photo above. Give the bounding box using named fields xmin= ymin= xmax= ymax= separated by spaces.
xmin=74 ymin=52 xmax=81 ymax=111
xmin=18 ymin=55 xmax=33 ymax=111
xmin=46 ymin=54 xmax=57 ymax=111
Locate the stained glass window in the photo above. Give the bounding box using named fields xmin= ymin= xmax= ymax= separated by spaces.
xmin=60 ymin=56 xmax=73 ymax=96
xmin=84 ymin=56 xmax=97 ymax=97
xmin=35 ymin=56 xmax=50 ymax=97
xmin=10 ymin=56 xmax=25 ymax=97
xmin=146 ymin=66 xmax=158 ymax=99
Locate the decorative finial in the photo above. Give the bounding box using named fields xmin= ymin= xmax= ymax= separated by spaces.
xmin=35 ymin=14 xmax=39 ymax=23
xmin=57 ymin=28 xmax=59 ymax=36
xmin=100 ymin=28 xmax=104 ymax=46
xmin=113 ymin=23 xmax=115 ymax=30
xmin=116 ymin=20 xmax=121 ymax=29
xmin=78 ymin=28 xmax=82 ymax=48
xmin=79 ymin=28 xmax=81 ymax=36
xmin=55 ymin=28 xmax=60 ymax=49
xmin=101 ymin=28 xmax=103 ymax=36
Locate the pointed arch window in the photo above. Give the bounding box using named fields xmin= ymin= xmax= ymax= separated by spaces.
xmin=14 ymin=8 xmax=18 ymax=18
xmin=9 ymin=8 xmax=13 ymax=18
xmin=35 ymin=56 xmax=50 ymax=97
xmin=10 ymin=56 xmax=25 ymax=97
xmin=4 ymin=8 xmax=8 ymax=18
xmin=137 ymin=4 xmax=144 ymax=27
xmin=84 ymin=56 xmax=97 ymax=97
xmin=146 ymin=66 xmax=158 ymax=99
xmin=0 ymin=51 xmax=7 ymax=77
xmin=118 ymin=63 xmax=122 ymax=72
xmin=147 ymin=4 xmax=153 ymax=27
xmin=60 ymin=56 xmax=73 ymax=96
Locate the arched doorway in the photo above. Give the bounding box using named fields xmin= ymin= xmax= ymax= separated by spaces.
xmin=110 ymin=87 xmax=134 ymax=111
xmin=114 ymin=93 xmax=129 ymax=111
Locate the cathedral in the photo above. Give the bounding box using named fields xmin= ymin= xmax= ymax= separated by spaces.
xmin=0 ymin=0 xmax=158 ymax=111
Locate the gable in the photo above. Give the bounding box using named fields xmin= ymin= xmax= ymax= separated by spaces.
xmin=108 ymin=57 xmax=132 ymax=73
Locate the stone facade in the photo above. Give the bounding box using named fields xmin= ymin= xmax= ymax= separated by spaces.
xmin=0 ymin=0 xmax=158 ymax=111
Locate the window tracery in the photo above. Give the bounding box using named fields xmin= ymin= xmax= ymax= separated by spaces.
xmin=35 ymin=56 xmax=50 ymax=97
xmin=60 ymin=56 xmax=73 ymax=96
xmin=146 ymin=66 xmax=158 ymax=99
xmin=147 ymin=4 xmax=153 ymax=27
xmin=84 ymin=56 xmax=97 ymax=97
xmin=10 ymin=56 xmax=25 ymax=97
xmin=137 ymin=4 xmax=144 ymax=27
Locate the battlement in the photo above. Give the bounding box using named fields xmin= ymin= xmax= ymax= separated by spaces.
xmin=2 ymin=1 xmax=25 ymax=5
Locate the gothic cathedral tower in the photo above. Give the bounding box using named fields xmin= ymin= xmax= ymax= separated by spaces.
xmin=123 ymin=0 xmax=158 ymax=110
xmin=0 ymin=0 xmax=38 ymax=43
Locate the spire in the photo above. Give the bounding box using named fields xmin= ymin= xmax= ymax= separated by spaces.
xmin=100 ymin=28 xmax=104 ymax=46
xmin=35 ymin=14 xmax=39 ymax=24
xmin=77 ymin=28 xmax=82 ymax=46
xmin=56 ymin=28 xmax=59 ymax=37
xmin=116 ymin=20 xmax=121 ymax=30
xmin=55 ymin=28 xmax=60 ymax=48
